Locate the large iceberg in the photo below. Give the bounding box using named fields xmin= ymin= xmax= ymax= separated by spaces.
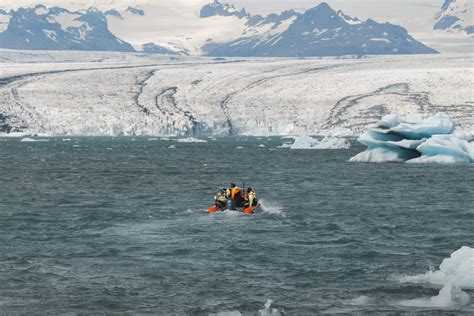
xmin=350 ymin=113 xmax=474 ymax=164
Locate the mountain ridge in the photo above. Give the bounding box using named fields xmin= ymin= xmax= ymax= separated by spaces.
xmin=0 ymin=1 xmax=438 ymax=56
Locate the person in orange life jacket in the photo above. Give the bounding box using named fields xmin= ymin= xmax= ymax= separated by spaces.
xmin=244 ymin=187 xmax=258 ymax=208
xmin=227 ymin=183 xmax=244 ymax=208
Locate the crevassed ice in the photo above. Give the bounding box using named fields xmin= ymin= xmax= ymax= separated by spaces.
xmin=350 ymin=113 xmax=474 ymax=164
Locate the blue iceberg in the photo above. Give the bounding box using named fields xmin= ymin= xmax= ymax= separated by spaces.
xmin=350 ymin=113 xmax=474 ymax=164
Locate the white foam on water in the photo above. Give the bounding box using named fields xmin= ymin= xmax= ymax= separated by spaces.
xmin=399 ymin=246 xmax=474 ymax=289
xmin=148 ymin=138 xmax=158 ymax=141
xmin=20 ymin=137 xmax=49 ymax=142
xmin=168 ymin=145 xmax=177 ymax=149
xmin=259 ymin=300 xmax=282 ymax=316
xmin=259 ymin=199 xmax=286 ymax=217
xmin=62 ymin=138 xmax=72 ymax=141
xmin=349 ymin=295 xmax=372 ymax=306
xmin=399 ymin=283 xmax=471 ymax=308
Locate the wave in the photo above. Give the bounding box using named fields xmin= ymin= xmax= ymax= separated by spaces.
xmin=209 ymin=300 xmax=282 ymax=316
xmin=259 ymin=199 xmax=286 ymax=217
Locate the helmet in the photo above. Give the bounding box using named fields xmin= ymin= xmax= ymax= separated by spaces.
xmin=231 ymin=183 xmax=236 ymax=188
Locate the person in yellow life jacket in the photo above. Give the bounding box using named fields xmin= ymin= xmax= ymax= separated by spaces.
xmin=245 ymin=187 xmax=258 ymax=207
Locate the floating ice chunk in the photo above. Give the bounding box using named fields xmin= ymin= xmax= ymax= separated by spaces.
xmin=277 ymin=142 xmax=292 ymax=149
xmin=349 ymin=147 xmax=417 ymax=163
xmin=168 ymin=145 xmax=176 ymax=149
xmin=409 ymin=135 xmax=474 ymax=164
xmin=176 ymin=137 xmax=207 ymax=143
xmin=400 ymin=283 xmax=471 ymax=308
xmin=258 ymin=144 xmax=266 ymax=148
xmin=351 ymin=113 xmax=472 ymax=163
xmin=21 ymin=137 xmax=49 ymax=142
xmin=378 ymin=113 xmax=454 ymax=139
xmin=399 ymin=246 xmax=474 ymax=289
xmin=290 ymin=136 xmax=350 ymax=150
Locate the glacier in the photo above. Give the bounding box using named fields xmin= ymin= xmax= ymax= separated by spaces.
xmin=350 ymin=113 xmax=474 ymax=164
xmin=0 ymin=51 xmax=472 ymax=138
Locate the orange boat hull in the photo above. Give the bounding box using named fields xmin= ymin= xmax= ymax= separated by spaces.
xmin=208 ymin=204 xmax=261 ymax=214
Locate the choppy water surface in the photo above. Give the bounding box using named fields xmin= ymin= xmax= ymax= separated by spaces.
xmin=0 ymin=137 xmax=473 ymax=314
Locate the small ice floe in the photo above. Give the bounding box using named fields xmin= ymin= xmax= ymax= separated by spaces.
xmin=160 ymin=137 xmax=172 ymax=141
xmin=350 ymin=113 xmax=474 ymax=163
xmin=148 ymin=138 xmax=158 ymax=141
xmin=398 ymin=246 xmax=473 ymax=307
xmin=236 ymin=146 xmax=244 ymax=149
xmin=21 ymin=137 xmax=49 ymax=143
xmin=277 ymin=143 xmax=292 ymax=149
xmin=258 ymin=144 xmax=266 ymax=148
xmin=399 ymin=246 xmax=474 ymax=289
xmin=62 ymin=138 xmax=72 ymax=142
xmin=168 ymin=145 xmax=177 ymax=149
xmin=399 ymin=283 xmax=471 ymax=308
xmin=176 ymin=137 xmax=207 ymax=143
xmin=73 ymin=145 xmax=81 ymax=148
xmin=290 ymin=136 xmax=350 ymax=150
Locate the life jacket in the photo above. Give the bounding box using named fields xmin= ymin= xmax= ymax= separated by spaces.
xmin=231 ymin=188 xmax=242 ymax=200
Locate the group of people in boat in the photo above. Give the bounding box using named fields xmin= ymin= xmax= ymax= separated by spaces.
xmin=213 ymin=183 xmax=258 ymax=211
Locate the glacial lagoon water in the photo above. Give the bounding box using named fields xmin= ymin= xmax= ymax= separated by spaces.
xmin=0 ymin=137 xmax=473 ymax=314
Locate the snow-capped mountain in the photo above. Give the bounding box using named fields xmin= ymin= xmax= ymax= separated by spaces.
xmin=200 ymin=0 xmax=248 ymax=19
xmin=0 ymin=5 xmax=134 ymax=51
xmin=203 ymin=2 xmax=438 ymax=56
xmin=434 ymin=0 xmax=473 ymax=35
xmin=0 ymin=1 xmax=438 ymax=56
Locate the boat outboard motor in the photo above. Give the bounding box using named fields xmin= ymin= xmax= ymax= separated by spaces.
xmin=227 ymin=199 xmax=235 ymax=210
